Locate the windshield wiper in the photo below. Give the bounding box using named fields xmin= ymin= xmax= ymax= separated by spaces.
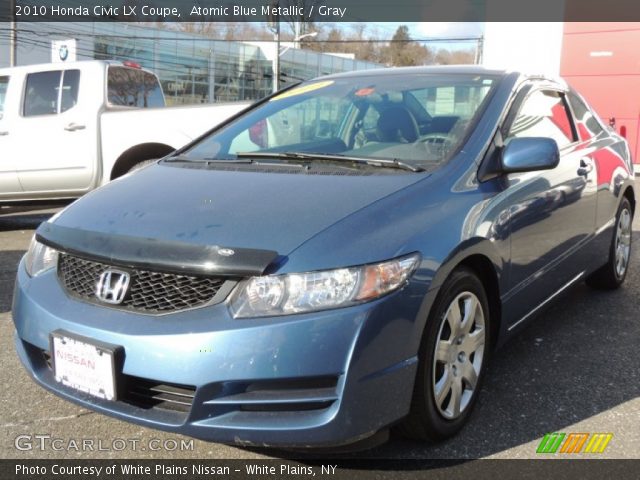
xmin=164 ymin=155 xmax=253 ymax=164
xmin=235 ymin=151 xmax=424 ymax=172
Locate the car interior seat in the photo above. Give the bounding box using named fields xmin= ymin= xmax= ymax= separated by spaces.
xmin=376 ymin=105 xmax=420 ymax=143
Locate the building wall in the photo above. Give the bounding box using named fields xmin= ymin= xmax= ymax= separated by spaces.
xmin=1 ymin=22 xmax=380 ymax=105
xmin=561 ymin=22 xmax=640 ymax=164
xmin=483 ymin=22 xmax=564 ymax=76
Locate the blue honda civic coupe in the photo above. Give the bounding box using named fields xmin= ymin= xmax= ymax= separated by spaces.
xmin=12 ymin=66 xmax=635 ymax=448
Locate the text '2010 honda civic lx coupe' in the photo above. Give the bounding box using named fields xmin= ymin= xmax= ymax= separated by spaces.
xmin=12 ymin=66 xmax=635 ymax=448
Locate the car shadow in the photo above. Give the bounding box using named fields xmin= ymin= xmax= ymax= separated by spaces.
xmin=2 ymin=208 xmax=638 ymax=459
xmin=0 ymin=209 xmax=55 ymax=232
xmin=0 ymin=250 xmax=26 ymax=314
xmin=367 ymin=281 xmax=639 ymax=459
xmin=257 ymin=229 xmax=640 ymax=460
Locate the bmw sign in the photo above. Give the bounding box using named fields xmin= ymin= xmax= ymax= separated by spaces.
xmin=59 ymin=45 xmax=69 ymax=61
xmin=51 ymin=39 xmax=77 ymax=63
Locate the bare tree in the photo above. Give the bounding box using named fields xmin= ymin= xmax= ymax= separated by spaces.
xmin=433 ymin=48 xmax=476 ymax=65
xmin=382 ymin=25 xmax=432 ymax=66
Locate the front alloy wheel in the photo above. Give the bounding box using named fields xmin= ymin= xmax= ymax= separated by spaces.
xmin=399 ymin=267 xmax=490 ymax=442
xmin=433 ymin=291 xmax=485 ymax=420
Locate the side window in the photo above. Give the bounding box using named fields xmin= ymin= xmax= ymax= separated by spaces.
xmin=508 ymin=89 xmax=576 ymax=149
xmin=23 ymin=70 xmax=80 ymax=117
xmin=352 ymin=104 xmax=380 ymax=148
xmin=0 ymin=76 xmax=8 ymax=119
xmin=0 ymin=77 xmax=9 ymax=120
xmin=108 ymin=67 xmax=164 ymax=108
xmin=60 ymin=70 xmax=80 ymax=113
xmin=362 ymin=105 xmax=380 ymax=130
xmin=566 ymin=92 xmax=605 ymax=140
xmin=24 ymin=71 xmax=61 ymax=116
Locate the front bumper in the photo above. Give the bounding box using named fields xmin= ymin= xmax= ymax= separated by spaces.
xmin=12 ymin=260 xmax=427 ymax=447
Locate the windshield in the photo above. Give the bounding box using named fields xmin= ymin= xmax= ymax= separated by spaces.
xmin=182 ymin=73 xmax=499 ymax=168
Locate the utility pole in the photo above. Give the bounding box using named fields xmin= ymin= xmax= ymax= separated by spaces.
xmin=294 ymin=21 xmax=301 ymax=49
xmin=268 ymin=0 xmax=281 ymax=94
xmin=9 ymin=0 xmax=17 ymax=66
xmin=273 ymin=20 xmax=280 ymax=92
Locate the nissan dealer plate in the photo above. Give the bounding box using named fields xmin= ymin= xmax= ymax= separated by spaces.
xmin=50 ymin=331 xmax=118 ymax=401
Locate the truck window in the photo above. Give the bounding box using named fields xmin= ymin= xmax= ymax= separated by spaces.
xmin=107 ymin=67 xmax=164 ymax=108
xmin=24 ymin=71 xmax=61 ymax=116
xmin=60 ymin=70 xmax=80 ymax=113
xmin=23 ymin=70 xmax=81 ymax=117
xmin=0 ymin=76 xmax=8 ymax=119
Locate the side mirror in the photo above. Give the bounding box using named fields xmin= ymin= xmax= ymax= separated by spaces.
xmin=501 ymin=137 xmax=560 ymax=173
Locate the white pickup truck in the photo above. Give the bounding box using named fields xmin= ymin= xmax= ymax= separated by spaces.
xmin=0 ymin=60 xmax=250 ymax=202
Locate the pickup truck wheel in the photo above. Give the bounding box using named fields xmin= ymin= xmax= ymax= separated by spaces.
xmin=125 ymin=159 xmax=158 ymax=174
xmin=398 ymin=267 xmax=490 ymax=442
xmin=586 ymin=197 xmax=633 ymax=290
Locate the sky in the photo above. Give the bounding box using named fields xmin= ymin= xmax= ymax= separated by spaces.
xmin=339 ymin=22 xmax=485 ymax=51
xmin=398 ymin=22 xmax=484 ymax=38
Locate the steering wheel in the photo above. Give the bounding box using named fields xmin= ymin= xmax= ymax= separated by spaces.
xmin=420 ymin=133 xmax=454 ymax=146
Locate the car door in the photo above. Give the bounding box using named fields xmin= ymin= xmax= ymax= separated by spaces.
xmin=12 ymin=68 xmax=96 ymax=195
xmin=0 ymin=74 xmax=23 ymax=196
xmin=502 ymin=86 xmax=598 ymax=327
xmin=566 ymin=91 xmax=629 ymax=233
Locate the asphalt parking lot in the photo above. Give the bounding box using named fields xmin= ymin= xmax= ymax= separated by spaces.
xmin=1 ymin=205 xmax=639 ymax=460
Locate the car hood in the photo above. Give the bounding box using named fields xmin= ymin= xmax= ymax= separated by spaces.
xmin=50 ymin=163 xmax=427 ymax=270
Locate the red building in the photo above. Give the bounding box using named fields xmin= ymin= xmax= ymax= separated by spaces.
xmin=561 ymin=22 xmax=640 ymax=166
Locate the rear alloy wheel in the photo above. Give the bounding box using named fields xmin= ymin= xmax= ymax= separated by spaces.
xmin=587 ymin=197 xmax=633 ymax=290
xmin=399 ymin=267 xmax=490 ymax=441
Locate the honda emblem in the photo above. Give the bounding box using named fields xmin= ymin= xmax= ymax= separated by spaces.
xmin=96 ymin=269 xmax=130 ymax=304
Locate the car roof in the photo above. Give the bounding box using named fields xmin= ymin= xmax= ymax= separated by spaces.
xmin=321 ymin=64 xmax=510 ymax=80
xmin=317 ymin=65 xmax=569 ymax=90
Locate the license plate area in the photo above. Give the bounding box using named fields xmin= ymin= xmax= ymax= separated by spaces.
xmin=50 ymin=330 xmax=121 ymax=401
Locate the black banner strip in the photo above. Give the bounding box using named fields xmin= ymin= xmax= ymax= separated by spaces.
xmin=1 ymin=459 xmax=640 ymax=480
xmin=3 ymin=0 xmax=640 ymax=22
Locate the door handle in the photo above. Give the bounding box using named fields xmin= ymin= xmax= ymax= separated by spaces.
xmin=577 ymin=158 xmax=593 ymax=177
xmin=64 ymin=123 xmax=86 ymax=132
xmin=0 ymin=131 xmax=8 ymax=136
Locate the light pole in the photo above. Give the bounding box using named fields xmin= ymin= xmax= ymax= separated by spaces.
xmin=272 ymin=20 xmax=281 ymax=93
xmin=280 ymin=31 xmax=318 ymax=56
xmin=273 ymin=31 xmax=318 ymax=93
xmin=9 ymin=0 xmax=17 ymax=66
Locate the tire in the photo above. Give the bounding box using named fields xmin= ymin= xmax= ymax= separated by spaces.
xmin=586 ymin=197 xmax=633 ymax=290
xmin=398 ymin=267 xmax=491 ymax=442
xmin=125 ymin=158 xmax=158 ymax=174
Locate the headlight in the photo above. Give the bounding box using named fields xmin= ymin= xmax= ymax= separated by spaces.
xmin=230 ymin=253 xmax=420 ymax=318
xmin=24 ymin=237 xmax=58 ymax=277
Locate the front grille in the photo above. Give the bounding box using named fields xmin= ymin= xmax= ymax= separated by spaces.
xmin=58 ymin=254 xmax=228 ymax=314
